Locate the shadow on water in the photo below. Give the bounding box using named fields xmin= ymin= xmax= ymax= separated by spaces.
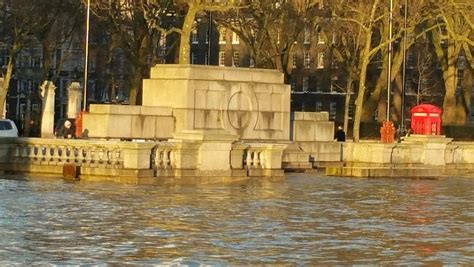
xmin=0 ymin=173 xmax=473 ymax=265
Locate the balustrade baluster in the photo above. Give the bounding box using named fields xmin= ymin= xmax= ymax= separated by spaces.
xmin=83 ymin=146 xmax=92 ymax=167
xmin=50 ymin=145 xmax=60 ymax=165
xmin=246 ymin=150 xmax=252 ymax=168
xmin=254 ymin=151 xmax=260 ymax=167
xmin=76 ymin=147 xmax=85 ymax=166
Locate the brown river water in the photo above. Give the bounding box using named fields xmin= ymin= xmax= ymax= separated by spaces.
xmin=0 ymin=173 xmax=473 ymax=265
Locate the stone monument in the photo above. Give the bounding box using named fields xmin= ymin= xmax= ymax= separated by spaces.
xmin=40 ymin=80 xmax=56 ymax=138
xmin=67 ymin=82 xmax=82 ymax=119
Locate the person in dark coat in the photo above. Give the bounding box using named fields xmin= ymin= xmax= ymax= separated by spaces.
xmin=334 ymin=126 xmax=346 ymax=142
xmin=60 ymin=120 xmax=75 ymax=139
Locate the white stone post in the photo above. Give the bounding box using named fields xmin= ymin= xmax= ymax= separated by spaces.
xmin=67 ymin=82 xmax=82 ymax=119
xmin=0 ymin=78 xmax=5 ymax=118
xmin=40 ymin=81 xmax=56 ymax=138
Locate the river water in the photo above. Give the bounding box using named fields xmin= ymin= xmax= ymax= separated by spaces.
xmin=0 ymin=174 xmax=473 ymax=265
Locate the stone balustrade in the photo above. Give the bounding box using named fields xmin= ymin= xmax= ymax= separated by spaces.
xmin=150 ymin=141 xmax=286 ymax=176
xmin=0 ymin=137 xmax=287 ymax=182
xmin=13 ymin=139 xmax=124 ymax=168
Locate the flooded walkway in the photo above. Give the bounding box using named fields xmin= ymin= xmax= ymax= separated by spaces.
xmin=0 ymin=174 xmax=473 ymax=265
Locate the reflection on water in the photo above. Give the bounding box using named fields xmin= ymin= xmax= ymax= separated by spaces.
xmin=0 ymin=174 xmax=473 ymax=265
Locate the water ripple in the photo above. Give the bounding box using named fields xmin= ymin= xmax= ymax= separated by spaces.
xmin=0 ymin=175 xmax=473 ymax=264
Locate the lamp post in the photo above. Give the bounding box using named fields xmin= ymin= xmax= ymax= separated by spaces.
xmin=386 ymin=0 xmax=393 ymax=122
xmin=381 ymin=0 xmax=396 ymax=143
xmin=83 ymin=0 xmax=91 ymax=111
xmin=400 ymin=0 xmax=408 ymax=132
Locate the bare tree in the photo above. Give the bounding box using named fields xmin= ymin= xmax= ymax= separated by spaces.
xmin=216 ymin=0 xmax=321 ymax=82
xmin=430 ymin=0 xmax=474 ymax=124
xmin=0 ymin=0 xmax=39 ymax=116
xmin=88 ymin=0 xmax=171 ymax=105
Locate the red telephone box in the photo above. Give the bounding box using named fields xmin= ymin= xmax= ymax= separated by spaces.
xmin=410 ymin=104 xmax=441 ymax=135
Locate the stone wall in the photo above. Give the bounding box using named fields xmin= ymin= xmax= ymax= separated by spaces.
xmin=83 ymin=105 xmax=174 ymax=140
xmin=290 ymin=111 xmax=341 ymax=166
xmin=143 ymin=65 xmax=290 ymax=141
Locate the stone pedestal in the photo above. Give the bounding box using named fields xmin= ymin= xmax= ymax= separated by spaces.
xmin=119 ymin=142 xmax=156 ymax=170
xmin=40 ymin=81 xmax=56 ymax=138
xmin=67 ymin=82 xmax=82 ymax=119
xmin=171 ymin=130 xmax=239 ymax=171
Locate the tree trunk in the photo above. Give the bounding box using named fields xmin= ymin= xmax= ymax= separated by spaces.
xmin=0 ymin=55 xmax=15 ymax=117
xmin=362 ymin=49 xmax=404 ymax=122
xmin=343 ymin=74 xmax=353 ymax=135
xmin=128 ymin=71 xmax=142 ymax=105
xmin=441 ymin=42 xmax=457 ymax=124
xmin=455 ymin=66 xmax=472 ymax=124
xmin=178 ymin=5 xmax=197 ymax=65
xmin=353 ymin=55 xmax=371 ymax=142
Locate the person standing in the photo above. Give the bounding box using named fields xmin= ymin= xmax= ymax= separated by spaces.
xmin=335 ymin=126 xmax=346 ymax=142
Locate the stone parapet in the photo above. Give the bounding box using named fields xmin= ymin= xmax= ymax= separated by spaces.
xmin=149 ymin=64 xmax=284 ymax=84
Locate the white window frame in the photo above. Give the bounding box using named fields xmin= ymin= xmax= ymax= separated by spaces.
xmin=233 ymin=51 xmax=240 ymax=67
xmin=303 ymin=76 xmax=309 ymax=92
xmin=304 ymin=51 xmax=310 ymax=68
xmin=219 ymin=51 xmax=225 ymax=66
xmin=232 ymin=32 xmax=239 ymax=44
xmin=317 ymin=52 xmax=324 ymax=69
xmin=219 ymin=27 xmax=226 ymax=44
xmin=304 ymin=27 xmax=311 ymax=44
xmin=191 ymin=29 xmax=199 ymax=44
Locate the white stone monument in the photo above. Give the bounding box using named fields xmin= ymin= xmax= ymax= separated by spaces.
xmin=0 ymin=78 xmax=5 ymax=118
xmin=67 ymin=82 xmax=82 ymax=119
xmin=40 ymin=80 xmax=56 ymax=138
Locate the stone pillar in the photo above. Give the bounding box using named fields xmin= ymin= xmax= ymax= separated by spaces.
xmin=262 ymin=144 xmax=287 ymax=169
xmin=172 ymin=130 xmax=240 ymax=171
xmin=0 ymin=78 xmax=5 ymax=118
xmin=119 ymin=142 xmax=156 ymax=169
xmin=40 ymin=81 xmax=56 ymax=138
xmin=67 ymin=82 xmax=82 ymax=119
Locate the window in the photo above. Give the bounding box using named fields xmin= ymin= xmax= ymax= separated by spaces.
xmin=304 ymin=50 xmax=310 ymax=68
xmin=206 ymin=29 xmax=209 ymax=44
xmin=331 ymin=56 xmax=338 ymax=69
xmin=219 ymin=51 xmax=225 ymax=66
xmin=330 ymin=80 xmax=336 ymax=92
xmin=316 ymin=101 xmax=323 ymax=112
xmin=304 ymin=27 xmax=311 ymax=44
xmin=232 ymin=32 xmax=239 ymax=44
xmin=159 ymin=35 xmax=167 ymax=56
xmin=204 ymin=52 xmax=209 ymax=65
xmin=191 ymin=52 xmax=198 ymax=64
xmin=303 ymin=76 xmax=309 ymax=92
xmin=317 ymin=52 xmax=324 ymax=69
xmin=219 ymin=27 xmax=226 ymax=44
xmin=292 ymin=52 xmax=296 ymax=68
xmin=191 ymin=29 xmax=199 ymax=44
xmin=291 ymin=81 xmax=296 ymax=91
xmin=318 ymin=0 xmax=324 ymax=9
xmin=318 ymin=31 xmax=325 ymax=44
xmin=348 ymin=104 xmax=354 ymax=120
xmin=249 ymin=57 xmax=255 ymax=67
xmin=233 ymin=52 xmax=240 ymax=67
xmin=330 ymin=102 xmax=337 ymax=120
xmin=315 ymin=81 xmax=322 ymax=92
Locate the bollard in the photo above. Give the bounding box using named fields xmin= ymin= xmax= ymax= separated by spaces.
xmin=63 ymin=163 xmax=80 ymax=181
xmin=380 ymin=120 xmax=395 ymax=143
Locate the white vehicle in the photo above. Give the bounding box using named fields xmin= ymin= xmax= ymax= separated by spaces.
xmin=0 ymin=119 xmax=19 ymax=137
